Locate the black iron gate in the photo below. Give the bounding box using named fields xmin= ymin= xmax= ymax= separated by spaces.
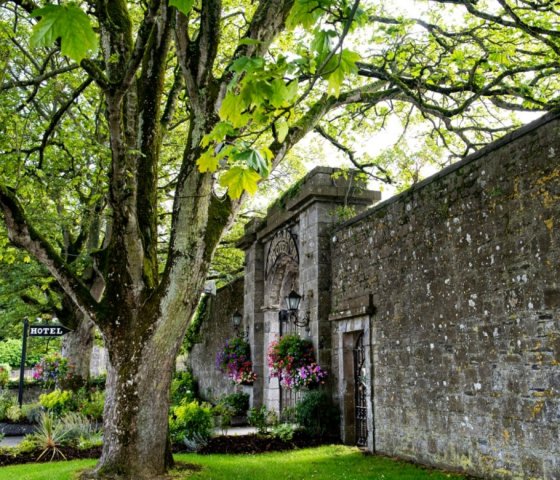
xmin=354 ymin=331 xmax=368 ymax=446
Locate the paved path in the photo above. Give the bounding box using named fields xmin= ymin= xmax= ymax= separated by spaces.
xmin=0 ymin=435 xmax=25 ymax=448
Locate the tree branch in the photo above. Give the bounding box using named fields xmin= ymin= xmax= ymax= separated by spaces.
xmin=38 ymin=77 xmax=93 ymax=168
xmin=0 ymin=185 xmax=99 ymax=321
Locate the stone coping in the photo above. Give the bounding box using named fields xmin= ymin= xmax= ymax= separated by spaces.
xmin=238 ymin=167 xmax=380 ymax=248
xmin=336 ymin=110 xmax=560 ymax=232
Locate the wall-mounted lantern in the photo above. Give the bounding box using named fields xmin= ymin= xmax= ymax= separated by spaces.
xmin=231 ymin=311 xmax=243 ymax=332
xmin=283 ymin=290 xmax=310 ymax=328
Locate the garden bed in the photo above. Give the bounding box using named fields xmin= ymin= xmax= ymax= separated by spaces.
xmin=0 ymin=431 xmax=336 ymax=466
xmin=0 ymin=445 xmax=102 ymax=467
xmin=195 ymin=431 xmax=335 ymax=455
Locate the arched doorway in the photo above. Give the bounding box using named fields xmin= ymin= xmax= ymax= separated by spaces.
xmin=263 ymin=228 xmax=301 ymax=415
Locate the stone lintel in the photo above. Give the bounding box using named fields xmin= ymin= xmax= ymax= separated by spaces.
xmin=329 ymin=295 xmax=374 ymax=321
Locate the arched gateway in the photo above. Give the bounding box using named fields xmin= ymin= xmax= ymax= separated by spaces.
xmin=238 ymin=167 xmax=379 ymax=434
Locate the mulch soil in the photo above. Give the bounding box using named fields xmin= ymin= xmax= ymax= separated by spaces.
xmin=195 ymin=431 xmax=333 ymax=455
xmin=0 ymin=433 xmax=334 ymax=467
xmin=0 ymin=445 xmax=102 ymax=467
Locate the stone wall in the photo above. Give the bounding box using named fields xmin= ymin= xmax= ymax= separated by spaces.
xmin=186 ymin=278 xmax=245 ymax=402
xmin=330 ymin=112 xmax=560 ymax=479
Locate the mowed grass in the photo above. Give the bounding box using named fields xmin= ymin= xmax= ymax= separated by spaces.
xmin=0 ymin=445 xmax=470 ymax=480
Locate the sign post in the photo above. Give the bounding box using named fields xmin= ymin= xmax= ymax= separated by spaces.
xmin=18 ymin=320 xmax=72 ymax=407
xmin=17 ymin=318 xmax=29 ymax=407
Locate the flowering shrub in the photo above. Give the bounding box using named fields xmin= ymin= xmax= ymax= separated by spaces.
xmin=267 ymin=335 xmax=327 ymax=390
xmin=33 ymin=352 xmax=69 ymax=388
xmin=216 ymin=337 xmax=257 ymax=385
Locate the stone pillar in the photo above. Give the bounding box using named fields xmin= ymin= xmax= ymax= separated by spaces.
xmin=240 ymin=223 xmax=265 ymax=408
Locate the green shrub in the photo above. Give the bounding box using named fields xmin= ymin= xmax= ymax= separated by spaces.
xmin=218 ymin=392 xmax=249 ymax=416
xmin=212 ymin=403 xmax=234 ymax=435
xmin=295 ymin=391 xmax=339 ymax=437
xmin=0 ymin=339 xmax=23 ymax=367
xmin=21 ymin=403 xmax=43 ymax=424
xmin=77 ymin=431 xmax=103 ymax=450
xmin=0 ymin=339 xmax=41 ymax=367
xmin=247 ymin=405 xmax=277 ymax=434
xmin=14 ymin=436 xmax=38 ymax=454
xmin=0 ymin=363 xmax=11 ymax=387
xmin=27 ymin=411 xmax=98 ymax=460
xmin=87 ymin=374 xmax=106 ymax=389
xmin=6 ymin=405 xmax=23 ymax=422
xmin=170 ymin=370 xmax=198 ymax=405
xmin=169 ymin=401 xmax=213 ymax=443
xmin=280 ymin=406 xmax=297 ymax=423
xmin=39 ymin=389 xmax=74 ymax=416
xmin=0 ymin=391 xmax=16 ymax=421
xmin=80 ymin=390 xmax=105 ymax=421
xmin=59 ymin=412 xmax=97 ymax=444
xmin=270 ymin=423 xmax=297 ymax=442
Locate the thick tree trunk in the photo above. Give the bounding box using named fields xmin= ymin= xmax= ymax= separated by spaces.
xmin=61 ymin=314 xmax=96 ymax=381
xmin=81 ymin=307 xmax=188 ymax=480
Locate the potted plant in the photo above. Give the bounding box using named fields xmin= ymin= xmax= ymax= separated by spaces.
xmin=216 ymin=337 xmax=257 ymax=385
xmin=267 ymin=335 xmax=327 ymax=390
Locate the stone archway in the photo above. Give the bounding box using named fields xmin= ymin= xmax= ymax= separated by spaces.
xmin=262 ymin=228 xmax=300 ymax=413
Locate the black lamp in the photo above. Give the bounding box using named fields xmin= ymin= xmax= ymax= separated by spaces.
xmin=231 ymin=311 xmax=242 ymax=331
xmin=282 ymin=290 xmax=309 ymax=328
xmin=285 ymin=290 xmax=302 ymax=312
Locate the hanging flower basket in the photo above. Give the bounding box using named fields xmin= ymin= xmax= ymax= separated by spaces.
xmin=267 ymin=335 xmax=327 ymax=390
xmin=216 ymin=337 xmax=257 ymax=385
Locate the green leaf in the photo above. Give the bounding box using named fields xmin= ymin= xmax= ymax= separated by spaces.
xmin=276 ymin=118 xmax=289 ymax=143
xmin=241 ymin=79 xmax=272 ymax=108
xmin=219 ymin=167 xmax=261 ymax=199
xmin=238 ymin=38 xmax=263 ymax=46
xmin=197 ymin=150 xmax=220 ymax=173
xmin=201 ymin=122 xmax=236 ymax=148
xmin=169 ymin=0 xmax=195 ymax=16
xmin=311 ymin=29 xmax=336 ymax=55
xmin=269 ymin=79 xmax=290 ymax=108
xmin=233 ymin=149 xmax=270 ymax=178
xmin=287 ymin=0 xmax=323 ymax=29
xmin=229 ymin=56 xmax=265 ymax=74
xmin=31 ymin=4 xmax=98 ymax=63
xmin=219 ymin=93 xmax=249 ymax=128
xmin=323 ymin=49 xmax=360 ymax=97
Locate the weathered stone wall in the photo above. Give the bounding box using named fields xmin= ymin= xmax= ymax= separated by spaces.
xmin=186 ymin=278 xmax=245 ymax=402
xmin=330 ymin=113 xmax=560 ymax=479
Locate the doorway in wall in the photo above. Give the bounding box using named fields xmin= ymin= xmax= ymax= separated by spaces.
xmin=343 ymin=330 xmax=368 ymax=446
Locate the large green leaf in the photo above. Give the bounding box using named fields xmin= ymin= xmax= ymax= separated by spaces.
xmin=219 ymin=167 xmax=261 ymax=199
xmin=323 ymin=49 xmax=360 ymax=97
xmin=233 ymin=148 xmax=270 ymax=178
xmin=219 ymin=93 xmax=249 ymax=128
xmin=31 ymin=4 xmax=98 ymax=63
xmin=169 ymin=0 xmax=195 ymax=16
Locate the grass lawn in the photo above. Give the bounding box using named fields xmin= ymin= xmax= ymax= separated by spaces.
xmin=0 ymin=445 xmax=470 ymax=480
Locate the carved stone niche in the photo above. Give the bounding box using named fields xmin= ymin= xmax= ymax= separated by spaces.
xmin=263 ymin=228 xmax=300 ymax=311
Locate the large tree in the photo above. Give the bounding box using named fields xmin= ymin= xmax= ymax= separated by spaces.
xmin=0 ymin=0 xmax=558 ymax=478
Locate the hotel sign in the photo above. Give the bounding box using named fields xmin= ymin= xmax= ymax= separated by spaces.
xmin=28 ymin=324 xmax=72 ymax=337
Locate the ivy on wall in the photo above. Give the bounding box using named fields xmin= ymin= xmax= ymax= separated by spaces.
xmin=182 ymin=294 xmax=209 ymax=354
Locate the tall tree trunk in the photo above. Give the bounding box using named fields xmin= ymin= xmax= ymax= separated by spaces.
xmin=82 ymin=300 xmax=193 ymax=479
xmin=61 ymin=313 xmax=96 ymax=381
